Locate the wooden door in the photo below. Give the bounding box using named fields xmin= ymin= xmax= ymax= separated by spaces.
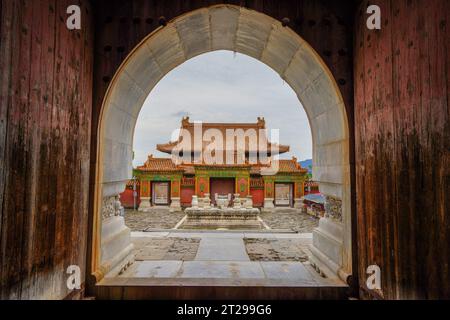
xmin=152 ymin=182 xmax=170 ymax=205
xmin=275 ymin=183 xmax=293 ymax=207
xmin=180 ymin=186 xmax=195 ymax=207
xmin=250 ymin=189 xmax=264 ymax=207
xmin=210 ymin=178 xmax=235 ymax=205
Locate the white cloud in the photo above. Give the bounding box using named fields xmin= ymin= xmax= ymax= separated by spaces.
xmin=133 ymin=51 xmax=313 ymax=166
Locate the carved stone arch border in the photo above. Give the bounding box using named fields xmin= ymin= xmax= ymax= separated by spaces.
xmin=93 ymin=4 xmax=352 ymax=283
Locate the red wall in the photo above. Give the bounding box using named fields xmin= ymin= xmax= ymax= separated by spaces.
xmin=120 ymin=188 xmax=140 ymax=209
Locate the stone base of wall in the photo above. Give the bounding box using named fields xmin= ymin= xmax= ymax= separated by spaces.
xmin=138 ymin=197 xmax=151 ymax=212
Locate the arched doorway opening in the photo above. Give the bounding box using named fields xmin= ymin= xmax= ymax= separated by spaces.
xmin=91 ymin=4 xmax=352 ymax=290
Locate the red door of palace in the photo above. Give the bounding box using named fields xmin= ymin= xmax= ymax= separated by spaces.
xmin=180 ymin=187 xmax=195 ymax=207
xmin=250 ymin=189 xmax=264 ymax=207
xmin=210 ymin=178 xmax=235 ymax=205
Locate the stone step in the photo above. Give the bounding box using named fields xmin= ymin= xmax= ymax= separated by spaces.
xmin=94 ymin=277 xmax=349 ymax=300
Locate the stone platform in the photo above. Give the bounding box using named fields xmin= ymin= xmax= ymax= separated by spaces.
xmin=180 ymin=207 xmax=264 ymax=230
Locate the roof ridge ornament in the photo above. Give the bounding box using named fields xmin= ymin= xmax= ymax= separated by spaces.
xmin=143 ymin=154 xmax=153 ymax=167
xmin=181 ymin=116 xmax=191 ymax=127
xmin=257 ymin=117 xmax=266 ymax=128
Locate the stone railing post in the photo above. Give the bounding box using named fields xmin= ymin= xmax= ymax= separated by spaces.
xmin=233 ymin=193 xmax=242 ymax=209
xmin=100 ymin=195 xmax=134 ymax=279
xmin=309 ymin=194 xmax=345 ymax=281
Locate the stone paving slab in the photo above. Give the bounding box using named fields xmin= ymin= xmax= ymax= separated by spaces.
xmin=131 ymin=232 xmax=313 ymax=263
xmin=244 ymin=238 xmax=310 ymax=262
xmin=181 ymin=232 xmax=246 ymax=239
xmin=243 ymin=233 xmax=278 ymax=239
xmin=167 ymin=232 xmax=204 ymax=238
xmin=133 ymin=237 xmax=200 ymax=261
xmin=120 ymin=261 xmax=183 ymax=278
xmin=274 ymin=233 xmax=313 ymax=239
xmin=178 ymin=261 xmax=265 ymax=279
xmin=100 ymin=276 xmax=345 ymax=289
xmin=195 ymin=238 xmax=249 ymax=261
xmin=302 ymin=262 xmax=343 ymax=285
xmin=118 ymin=261 xmax=325 ymax=286
xmin=260 ymin=262 xmax=316 ymax=284
xmin=258 ymin=210 xmax=319 ymax=233
xmin=125 ymin=209 xmax=185 ymax=231
xmin=131 ymin=231 xmax=170 ymax=238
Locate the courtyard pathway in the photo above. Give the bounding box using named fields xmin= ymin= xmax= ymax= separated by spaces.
xmin=115 ymin=231 xmax=343 ymax=287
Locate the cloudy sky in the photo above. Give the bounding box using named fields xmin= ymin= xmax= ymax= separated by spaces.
xmin=133 ymin=50 xmax=312 ymax=167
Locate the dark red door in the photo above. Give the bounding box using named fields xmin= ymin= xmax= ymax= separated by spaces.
xmin=181 ymin=186 xmax=195 ymax=207
xmin=250 ymin=189 xmax=264 ymax=207
xmin=210 ymin=178 xmax=235 ymax=205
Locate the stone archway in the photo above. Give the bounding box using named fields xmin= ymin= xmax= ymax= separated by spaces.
xmin=92 ymin=4 xmax=352 ymax=284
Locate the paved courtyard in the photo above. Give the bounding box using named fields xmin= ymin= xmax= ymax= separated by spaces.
xmin=124 ymin=208 xmax=185 ymax=231
xmin=118 ymin=209 xmax=327 ymax=284
xmin=116 ymin=231 xmax=343 ymax=287
xmin=259 ymin=208 xmax=319 ymax=233
xmin=133 ymin=237 xmax=200 ymax=261
xmin=244 ymin=238 xmax=309 ymax=262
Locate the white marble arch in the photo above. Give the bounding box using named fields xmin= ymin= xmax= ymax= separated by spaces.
xmin=93 ymin=4 xmax=352 ymax=283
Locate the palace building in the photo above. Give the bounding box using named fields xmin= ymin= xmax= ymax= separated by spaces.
xmin=132 ymin=117 xmax=308 ymax=211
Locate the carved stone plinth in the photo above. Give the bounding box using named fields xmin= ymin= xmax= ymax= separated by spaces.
xmin=138 ymin=197 xmax=151 ymax=212
xmin=100 ymin=196 xmax=134 ymax=278
xmin=294 ymin=198 xmax=303 ymax=209
xmin=324 ymin=196 xmax=343 ymax=222
xmin=309 ymin=195 xmax=345 ymax=281
xmin=181 ymin=207 xmax=263 ymax=230
xmin=191 ymin=195 xmax=199 ymax=209
xmin=170 ymin=197 xmax=182 ymax=212
xmin=233 ymin=194 xmax=242 ymax=209
xmin=198 ymin=197 xmax=208 ymax=209
xmin=244 ymin=195 xmax=253 ymax=209
xmin=262 ymin=198 xmax=275 ymax=212
xmin=203 ymin=194 xmax=211 ymax=209
xmin=216 ymin=194 xmax=232 ymax=209
xmin=102 ymin=195 xmax=124 ymax=219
